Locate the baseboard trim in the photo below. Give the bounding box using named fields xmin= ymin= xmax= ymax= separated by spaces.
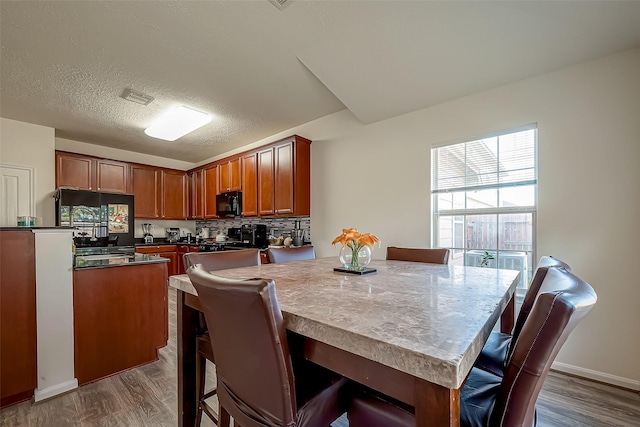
xmin=34 ymin=378 xmax=78 ymax=402
xmin=552 ymin=361 xmax=640 ymax=391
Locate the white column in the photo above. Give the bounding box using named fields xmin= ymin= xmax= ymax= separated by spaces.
xmin=32 ymin=229 xmax=78 ymax=401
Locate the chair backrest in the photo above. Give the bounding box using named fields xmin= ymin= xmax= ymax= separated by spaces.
xmin=512 ymin=256 xmax=572 ymax=342
xmin=491 ymin=267 xmax=596 ymax=427
xmin=183 ymin=249 xmax=260 ymax=272
xmin=267 ymin=246 xmax=316 ymax=264
xmin=187 ymin=265 xmax=298 ymax=427
xmin=386 ymin=246 xmax=450 ymax=264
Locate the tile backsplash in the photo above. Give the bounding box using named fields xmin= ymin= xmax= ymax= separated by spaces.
xmin=196 ymin=217 xmax=311 ymax=241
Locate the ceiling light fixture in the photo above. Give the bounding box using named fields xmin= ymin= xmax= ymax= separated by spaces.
xmin=144 ymin=106 xmax=212 ymax=141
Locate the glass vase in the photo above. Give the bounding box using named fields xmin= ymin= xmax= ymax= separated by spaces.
xmin=339 ymin=245 xmax=372 ymax=271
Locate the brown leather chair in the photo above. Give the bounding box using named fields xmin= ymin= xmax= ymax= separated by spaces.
xmin=475 ymin=256 xmax=571 ymax=377
xmin=187 ymin=264 xmax=350 ymax=427
xmin=386 ymin=246 xmax=450 ymax=264
xmin=182 ymin=249 xmax=261 ymax=426
xmin=182 ymin=248 xmax=261 ymax=271
xmin=347 ymin=266 xmax=597 ymax=427
xmin=267 ymin=245 xmax=316 ymax=263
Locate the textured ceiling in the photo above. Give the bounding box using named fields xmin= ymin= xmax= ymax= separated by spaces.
xmin=2 ymin=1 xmax=640 ymax=163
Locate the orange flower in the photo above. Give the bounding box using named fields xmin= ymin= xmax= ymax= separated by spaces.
xmin=332 ymin=228 xmax=380 ymax=249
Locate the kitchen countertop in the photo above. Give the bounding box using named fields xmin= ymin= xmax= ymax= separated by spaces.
xmin=74 ymin=247 xmax=169 ymax=269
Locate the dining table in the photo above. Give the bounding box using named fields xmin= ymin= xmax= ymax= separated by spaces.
xmin=169 ymin=257 xmax=520 ymax=427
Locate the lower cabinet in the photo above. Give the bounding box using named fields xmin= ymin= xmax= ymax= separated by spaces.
xmin=177 ymin=245 xmax=199 ymax=274
xmin=0 ymin=231 xmax=37 ymax=408
xmin=73 ymin=262 xmax=168 ymax=386
xmin=136 ymin=245 xmax=178 ymax=276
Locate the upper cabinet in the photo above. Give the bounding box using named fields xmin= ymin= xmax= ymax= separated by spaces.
xmin=258 ymin=147 xmax=275 ymax=216
xmin=218 ymin=158 xmax=241 ymax=194
xmin=203 ymin=166 xmax=218 ymax=219
xmin=187 ymin=169 xmax=204 ymax=220
xmin=96 ymin=159 xmax=130 ymax=193
xmin=161 ymin=169 xmax=187 ymax=219
xmin=56 ymin=151 xmax=130 ymax=193
xmin=131 ymin=165 xmax=160 ymax=218
xmin=132 ymin=165 xmax=187 ymax=219
xmin=257 ymin=136 xmax=311 ymax=217
xmin=241 ymin=153 xmax=258 ymax=217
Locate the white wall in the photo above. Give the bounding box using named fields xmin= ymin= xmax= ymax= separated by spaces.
xmin=0 ymin=118 xmax=56 ymax=226
xmin=259 ymin=48 xmax=640 ymax=389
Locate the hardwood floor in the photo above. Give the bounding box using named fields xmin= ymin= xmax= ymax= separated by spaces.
xmin=1 ymin=287 xmax=638 ymax=426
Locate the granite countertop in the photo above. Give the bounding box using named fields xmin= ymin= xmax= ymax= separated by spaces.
xmin=170 ymin=257 xmax=519 ymax=389
xmin=74 ymin=248 xmax=169 ymax=269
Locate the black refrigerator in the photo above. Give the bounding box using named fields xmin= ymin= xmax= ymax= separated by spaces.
xmin=54 ymin=188 xmax=135 ymax=248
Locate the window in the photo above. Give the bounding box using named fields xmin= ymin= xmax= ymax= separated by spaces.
xmin=432 ymin=126 xmax=537 ymax=291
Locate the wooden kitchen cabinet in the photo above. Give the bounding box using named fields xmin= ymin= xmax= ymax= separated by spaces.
xmin=177 ymin=244 xmax=199 ymax=274
xmin=95 ymin=159 xmax=130 ymax=193
xmin=135 ymin=245 xmax=178 ymax=276
xmin=257 ymin=136 xmax=311 ymax=217
xmin=188 ymin=169 xmax=205 ymax=219
xmin=218 ymin=157 xmax=242 ymax=193
xmin=56 ymin=151 xmax=130 ymax=193
xmin=161 ymin=169 xmax=187 ymax=219
xmin=203 ymin=166 xmax=219 ymax=219
xmin=132 ymin=164 xmax=160 ymax=218
xmin=258 ymin=147 xmax=276 ymax=216
xmin=73 ymin=262 xmax=167 ymax=386
xmin=0 ymin=231 xmax=37 ymax=408
xmin=56 ymin=151 xmax=94 ymax=190
xmin=241 ymin=153 xmax=258 ymax=217
xmin=132 ymin=165 xmax=187 ymax=220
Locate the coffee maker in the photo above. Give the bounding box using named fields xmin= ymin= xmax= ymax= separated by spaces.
xmin=241 ymin=224 xmax=268 ymax=247
xmin=165 ymin=227 xmax=180 ymax=243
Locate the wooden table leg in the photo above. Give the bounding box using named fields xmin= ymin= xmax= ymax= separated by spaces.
xmin=414 ymin=379 xmax=460 ymax=426
xmin=177 ymin=290 xmax=198 ymax=427
xmin=500 ymin=294 xmax=515 ymax=333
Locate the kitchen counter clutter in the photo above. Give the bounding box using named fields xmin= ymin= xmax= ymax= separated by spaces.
xmin=73 ymin=246 xmax=169 ymax=269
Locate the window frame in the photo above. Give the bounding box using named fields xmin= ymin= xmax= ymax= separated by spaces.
xmin=431 ymin=125 xmax=538 ymax=292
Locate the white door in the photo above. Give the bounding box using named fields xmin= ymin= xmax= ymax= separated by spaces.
xmin=0 ymin=165 xmax=34 ymax=226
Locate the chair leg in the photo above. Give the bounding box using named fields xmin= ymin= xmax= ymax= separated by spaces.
xmin=195 ymin=351 xmax=206 ymax=427
xmin=195 ymin=351 xmax=218 ymax=427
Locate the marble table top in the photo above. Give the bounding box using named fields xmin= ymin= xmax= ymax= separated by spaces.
xmin=169 ymin=257 xmax=519 ymax=389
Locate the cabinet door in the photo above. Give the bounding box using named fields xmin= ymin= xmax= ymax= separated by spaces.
xmin=204 ymin=166 xmax=218 ymax=219
xmin=241 ymin=153 xmax=258 ymax=217
xmin=56 ymin=152 xmax=94 ymax=190
xmin=158 ymin=252 xmax=178 ymax=276
xmin=229 ymin=158 xmax=242 ymax=191
xmin=219 ymin=162 xmax=230 ymax=194
xmin=0 ymin=231 xmax=37 ymax=407
xmin=96 ymin=159 xmax=130 ymax=193
xmin=274 ymin=141 xmax=294 ymax=215
xmin=258 ymin=148 xmax=275 ymax=216
xmin=188 ymin=170 xmax=204 ymax=219
xmin=218 ymin=158 xmax=241 ymax=193
xmin=161 ymin=170 xmax=187 ymax=219
xmin=132 ymin=165 xmax=160 ymax=218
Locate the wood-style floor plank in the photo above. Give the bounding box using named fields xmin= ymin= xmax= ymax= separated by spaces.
xmin=1 ymin=287 xmax=638 ymax=426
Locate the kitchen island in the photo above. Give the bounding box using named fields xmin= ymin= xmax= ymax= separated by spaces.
xmin=73 ymin=247 xmax=169 ymax=386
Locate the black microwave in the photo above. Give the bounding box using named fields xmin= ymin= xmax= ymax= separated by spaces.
xmin=216 ymin=191 xmax=242 ymax=218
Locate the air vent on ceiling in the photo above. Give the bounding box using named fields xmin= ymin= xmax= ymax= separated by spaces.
xmin=269 ymin=0 xmax=293 ymax=11
xmin=121 ymin=89 xmax=154 ymax=106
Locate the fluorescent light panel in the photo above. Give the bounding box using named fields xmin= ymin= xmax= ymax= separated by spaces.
xmin=145 ymin=106 xmax=211 ymax=141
